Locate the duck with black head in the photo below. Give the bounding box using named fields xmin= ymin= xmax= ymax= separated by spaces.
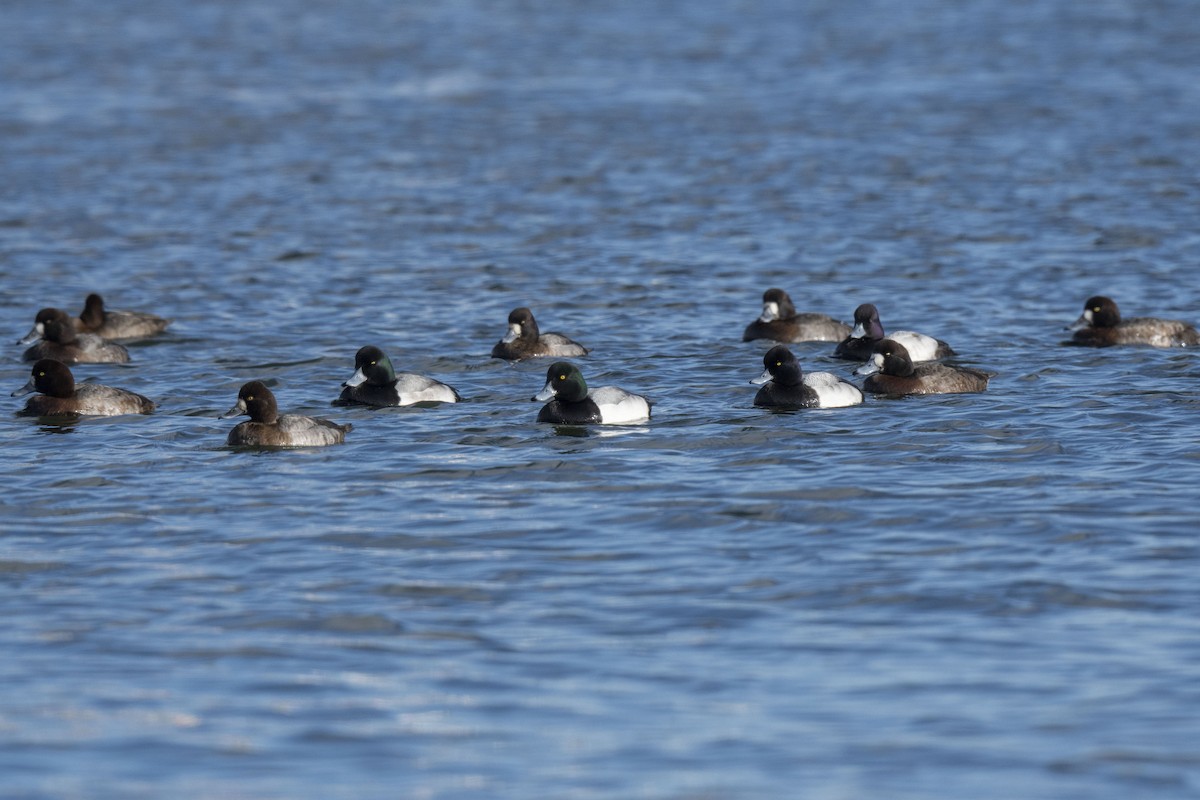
xmin=336 ymin=345 xmax=461 ymax=407
xmin=856 ymin=339 xmax=991 ymax=396
xmin=20 ymin=309 xmax=131 ymax=364
xmin=75 ymin=293 xmax=170 ymax=340
xmin=12 ymin=359 xmax=154 ymax=417
xmin=531 ymin=362 xmax=650 ymax=424
xmin=749 ymin=345 xmax=863 ymax=409
xmin=221 ymin=381 xmax=351 ymax=447
xmin=491 ymin=307 xmax=588 ymax=361
xmin=1066 ymin=296 xmax=1199 ymax=348
xmin=833 ymin=303 xmax=955 ymax=362
xmin=742 ymin=288 xmax=851 ymax=343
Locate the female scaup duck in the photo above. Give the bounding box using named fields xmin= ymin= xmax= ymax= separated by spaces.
xmin=833 ymin=303 xmax=955 ymax=362
xmin=20 ymin=310 xmax=131 ymax=364
xmin=532 ymin=362 xmax=651 ymax=424
xmin=221 ymin=381 xmax=351 ymax=447
xmin=856 ymin=339 xmax=991 ymax=396
xmin=75 ymin=293 xmax=170 ymax=339
xmin=750 ymin=345 xmax=863 ymax=409
xmin=12 ymin=359 xmax=154 ymax=417
xmin=491 ymin=307 xmax=588 ymax=361
xmin=742 ymin=288 xmax=851 ymax=343
xmin=1066 ymin=296 xmax=1200 ymax=348
xmin=336 ymin=345 xmax=461 ymax=407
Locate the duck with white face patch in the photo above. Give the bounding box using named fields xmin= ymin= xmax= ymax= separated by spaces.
xmin=221 ymin=381 xmax=351 ymax=448
xmin=12 ymin=359 xmax=155 ymax=417
xmin=532 ymin=362 xmax=650 ymax=425
xmin=741 ymin=288 xmax=851 ymax=343
xmin=1066 ymin=296 xmax=1200 ymax=348
xmin=20 ymin=309 xmax=131 ymax=365
xmin=491 ymin=307 xmax=589 ymax=361
xmin=856 ymin=339 xmax=991 ymax=396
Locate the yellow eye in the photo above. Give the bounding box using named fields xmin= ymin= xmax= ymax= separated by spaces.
xmin=370 ymin=361 xmax=376 ymax=366
xmin=775 ymin=361 xmax=782 ymax=366
xmin=558 ymin=374 xmax=566 ymax=381
xmin=37 ymin=371 xmax=44 ymax=377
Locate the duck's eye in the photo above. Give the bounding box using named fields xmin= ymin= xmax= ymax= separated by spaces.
xmin=247 ymin=395 xmax=254 ymax=401
xmin=558 ymin=374 xmax=566 ymax=381
xmin=37 ymin=371 xmax=44 ymax=377
xmin=775 ymin=361 xmax=782 ymax=367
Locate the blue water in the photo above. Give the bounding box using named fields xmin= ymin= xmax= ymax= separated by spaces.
xmin=3 ymin=1 xmax=1200 ymax=797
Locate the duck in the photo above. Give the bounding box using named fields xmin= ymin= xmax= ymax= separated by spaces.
xmin=221 ymin=381 xmax=351 ymax=447
xmin=856 ymin=339 xmax=991 ymax=396
xmin=742 ymin=288 xmax=851 ymax=343
xmin=531 ymin=362 xmax=651 ymax=424
xmin=491 ymin=307 xmax=588 ymax=361
xmin=11 ymin=359 xmax=154 ymax=416
xmin=1066 ymin=296 xmax=1200 ymax=348
xmin=336 ymin=345 xmax=461 ymax=407
xmin=832 ymin=303 xmax=955 ymax=362
xmin=75 ymin=293 xmax=170 ymax=339
xmin=750 ymin=345 xmax=863 ymax=409
xmin=20 ymin=310 xmax=131 ymax=364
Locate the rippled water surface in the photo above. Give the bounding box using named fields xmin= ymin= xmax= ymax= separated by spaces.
xmin=3 ymin=1 xmax=1200 ymax=797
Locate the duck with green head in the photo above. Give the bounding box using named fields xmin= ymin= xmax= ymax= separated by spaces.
xmin=337 ymin=345 xmax=461 ymax=407
xmin=532 ymin=362 xmax=650 ymax=424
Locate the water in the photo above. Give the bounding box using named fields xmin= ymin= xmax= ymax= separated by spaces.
xmin=3 ymin=1 xmax=1200 ymax=797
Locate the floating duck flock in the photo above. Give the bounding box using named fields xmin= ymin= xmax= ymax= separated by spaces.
xmin=11 ymin=290 xmax=1200 ymax=448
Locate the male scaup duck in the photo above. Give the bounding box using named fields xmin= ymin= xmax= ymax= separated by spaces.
xmin=749 ymin=345 xmax=863 ymax=409
xmin=532 ymin=362 xmax=651 ymax=424
xmin=491 ymin=307 xmax=588 ymax=361
xmin=1066 ymin=296 xmax=1200 ymax=348
xmin=12 ymin=359 xmax=154 ymax=417
xmin=856 ymin=339 xmax=991 ymax=396
xmin=221 ymin=381 xmax=351 ymax=447
xmin=75 ymin=293 xmax=170 ymax=339
xmin=336 ymin=345 xmax=461 ymax=407
xmin=833 ymin=303 xmax=955 ymax=362
xmin=20 ymin=310 xmax=131 ymax=364
xmin=742 ymin=288 xmax=851 ymax=343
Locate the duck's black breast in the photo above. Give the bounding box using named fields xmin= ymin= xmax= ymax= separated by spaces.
xmin=832 ymin=336 xmax=875 ymax=361
xmin=1069 ymin=328 xmax=1118 ymax=347
xmin=337 ymin=382 xmax=400 ymax=408
xmin=753 ymin=382 xmax=818 ymax=409
xmin=537 ymin=398 xmax=602 ymax=424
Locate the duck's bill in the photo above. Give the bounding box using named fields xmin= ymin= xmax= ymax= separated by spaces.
xmin=1066 ymin=310 xmax=1092 ymax=331
xmin=854 ymin=356 xmax=882 ymax=377
xmin=749 ymin=369 xmax=773 ymax=386
xmin=850 ymin=322 xmax=867 ymax=338
xmin=533 ymin=382 xmax=556 ymax=402
xmin=501 ymin=323 xmax=521 ymax=344
xmin=16 ymin=323 xmax=43 ymax=345
xmin=342 ymin=367 xmax=367 ymax=388
xmin=10 ymin=378 xmax=35 ymax=397
xmin=219 ymin=398 xmax=248 ymax=419
xmin=757 ymin=302 xmax=779 ymax=323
